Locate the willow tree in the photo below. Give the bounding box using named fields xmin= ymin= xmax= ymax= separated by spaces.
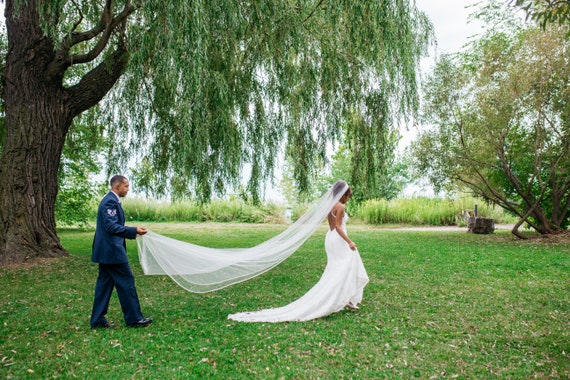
xmin=1 ymin=0 xmax=432 ymax=264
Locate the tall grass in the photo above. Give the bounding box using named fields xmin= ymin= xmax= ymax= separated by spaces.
xmin=355 ymin=196 xmax=517 ymax=226
xmin=122 ymin=198 xmax=286 ymax=224
xmin=79 ymin=196 xmax=517 ymax=227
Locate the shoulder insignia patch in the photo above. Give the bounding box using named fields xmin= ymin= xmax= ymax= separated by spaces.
xmin=107 ymin=209 xmax=117 ymax=217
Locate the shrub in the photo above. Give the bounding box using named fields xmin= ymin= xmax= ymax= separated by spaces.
xmin=355 ymin=196 xmax=517 ymax=226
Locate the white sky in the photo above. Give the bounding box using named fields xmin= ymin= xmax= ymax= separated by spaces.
xmin=418 ymin=0 xmax=485 ymax=55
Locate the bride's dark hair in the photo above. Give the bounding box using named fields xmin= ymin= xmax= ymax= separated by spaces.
xmin=332 ymin=180 xmax=351 ymax=197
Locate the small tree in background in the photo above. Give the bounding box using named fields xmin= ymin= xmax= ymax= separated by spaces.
xmin=412 ymin=2 xmax=570 ymax=238
xmin=56 ymin=112 xmax=108 ymax=226
xmin=344 ymin=112 xmax=409 ymax=202
xmin=281 ymin=122 xmax=409 ymax=205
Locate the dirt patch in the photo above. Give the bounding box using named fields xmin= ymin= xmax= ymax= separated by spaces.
xmin=0 ymin=255 xmax=73 ymax=271
xmin=523 ymin=231 xmax=570 ymax=245
xmin=381 ymin=224 xmax=515 ymax=232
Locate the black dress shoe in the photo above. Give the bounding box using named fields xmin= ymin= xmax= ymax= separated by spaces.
xmin=91 ymin=321 xmax=116 ymax=329
xmin=129 ymin=317 xmax=153 ymax=328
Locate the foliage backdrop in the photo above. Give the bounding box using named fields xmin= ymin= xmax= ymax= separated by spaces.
xmin=93 ymin=0 xmax=433 ymax=201
xmin=52 ymin=195 xmax=517 ymax=227
xmin=411 ymin=1 xmax=570 ymax=236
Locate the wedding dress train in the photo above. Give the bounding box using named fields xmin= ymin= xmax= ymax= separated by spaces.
xmin=228 ymin=213 xmax=369 ymax=322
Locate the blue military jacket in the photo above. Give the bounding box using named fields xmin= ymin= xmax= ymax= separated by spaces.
xmin=92 ymin=192 xmax=138 ymax=264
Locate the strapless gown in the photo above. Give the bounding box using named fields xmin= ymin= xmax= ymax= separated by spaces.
xmin=228 ymin=214 xmax=369 ymax=322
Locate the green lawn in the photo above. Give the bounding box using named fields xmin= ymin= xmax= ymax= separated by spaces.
xmin=1 ymin=223 xmax=569 ymax=379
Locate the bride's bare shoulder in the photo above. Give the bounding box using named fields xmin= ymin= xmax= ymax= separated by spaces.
xmin=331 ymin=202 xmax=345 ymax=215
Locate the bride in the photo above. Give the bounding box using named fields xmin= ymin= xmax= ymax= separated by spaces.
xmin=228 ymin=180 xmax=369 ymax=322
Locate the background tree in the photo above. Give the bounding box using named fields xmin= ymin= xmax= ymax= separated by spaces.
xmin=280 ymin=123 xmax=409 ymax=205
xmin=0 ymin=0 xmax=432 ymax=264
xmin=56 ymin=111 xmax=109 ymax=226
xmin=411 ymin=4 xmax=570 ymax=237
xmin=510 ymin=0 xmax=570 ymax=28
xmin=344 ymin=111 xmax=408 ymax=202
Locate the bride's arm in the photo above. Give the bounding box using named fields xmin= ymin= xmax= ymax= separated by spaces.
xmin=333 ymin=205 xmax=356 ymax=251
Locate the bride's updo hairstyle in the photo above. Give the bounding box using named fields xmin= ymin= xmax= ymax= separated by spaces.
xmin=332 ymin=180 xmax=352 ymax=198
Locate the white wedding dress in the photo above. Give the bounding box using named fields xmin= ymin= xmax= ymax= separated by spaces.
xmin=228 ymin=213 xmax=369 ymax=322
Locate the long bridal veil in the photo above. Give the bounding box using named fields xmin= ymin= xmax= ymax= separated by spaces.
xmin=137 ymin=181 xmax=349 ymax=293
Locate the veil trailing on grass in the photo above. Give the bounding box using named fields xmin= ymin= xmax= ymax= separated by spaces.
xmin=137 ymin=181 xmax=349 ymax=293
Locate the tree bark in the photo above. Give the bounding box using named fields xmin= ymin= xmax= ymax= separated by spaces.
xmin=0 ymin=0 xmax=72 ymax=264
xmin=0 ymin=0 xmax=130 ymax=264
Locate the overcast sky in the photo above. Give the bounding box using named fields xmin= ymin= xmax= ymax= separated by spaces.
xmin=418 ymin=0 xmax=485 ymax=55
xmin=399 ymin=1 xmax=485 ymax=145
xmin=397 ymin=1 xmax=486 ymax=196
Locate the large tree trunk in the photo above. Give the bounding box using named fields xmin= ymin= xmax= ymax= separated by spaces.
xmin=0 ymin=112 xmax=70 ymax=264
xmin=0 ymin=1 xmax=72 ymax=264
xmin=0 ymin=0 xmax=130 ymax=265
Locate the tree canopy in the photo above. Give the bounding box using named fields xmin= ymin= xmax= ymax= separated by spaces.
xmin=0 ymin=0 xmax=433 ymax=263
xmin=510 ymin=0 xmax=570 ymax=28
xmin=45 ymin=0 xmax=432 ymax=201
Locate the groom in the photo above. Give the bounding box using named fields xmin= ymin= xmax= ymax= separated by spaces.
xmin=90 ymin=175 xmax=153 ymax=329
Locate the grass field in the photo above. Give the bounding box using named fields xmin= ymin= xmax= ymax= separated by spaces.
xmin=1 ymin=223 xmax=569 ymax=379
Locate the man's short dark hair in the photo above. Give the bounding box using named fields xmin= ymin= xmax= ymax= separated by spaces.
xmin=110 ymin=175 xmax=128 ymax=187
